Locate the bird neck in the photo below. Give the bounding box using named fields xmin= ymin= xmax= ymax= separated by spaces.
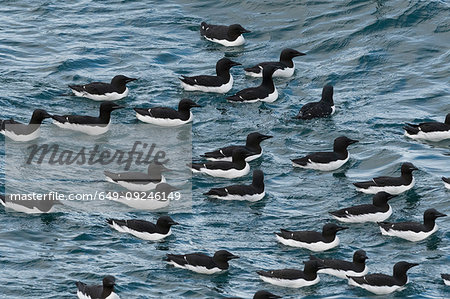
xmin=99 ymin=110 xmax=112 ymax=123
xmin=213 ymin=258 xmax=229 ymax=270
xmin=252 ymin=175 xmax=264 ymax=192
xmin=216 ymin=67 xmax=231 ymax=80
xmin=231 ymin=156 xmax=247 ymax=169
xmin=303 ymin=264 xmax=319 ymax=280
xmin=101 ymin=286 xmax=114 ymax=298
xmin=423 ymin=217 xmax=436 ymax=230
xmin=280 ymin=56 xmax=294 ymax=68
xmin=261 ymin=74 xmax=275 ymax=91
xmin=322 ymin=231 xmax=337 ymax=242
xmin=393 ymin=269 xmax=408 ymax=284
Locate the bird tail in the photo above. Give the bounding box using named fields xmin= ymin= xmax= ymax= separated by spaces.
xmin=403 ymin=124 xmax=419 ymax=135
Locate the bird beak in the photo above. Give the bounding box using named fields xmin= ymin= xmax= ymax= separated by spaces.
xmin=386 ymin=194 xmax=397 ymax=200
xmin=229 ymin=255 xmax=240 ymax=260
xmin=241 ymin=28 xmax=251 ymax=33
xmin=262 ymin=135 xmax=273 ymax=140
xmin=294 ymin=51 xmax=307 ymax=57
xmin=126 ymin=77 xmax=138 ymax=83
xmin=408 ymin=263 xmax=419 ymax=268
xmin=169 ymin=221 xmax=179 ymax=225
xmin=349 ymin=139 xmax=359 ymax=144
xmin=44 ymin=112 xmax=53 ymax=119
xmin=113 ymin=105 xmax=125 ymax=110
xmin=410 ymin=165 xmax=419 ymax=171
xmin=337 ymin=226 xmax=349 ymax=231
xmin=436 ymin=212 xmax=447 ymax=218
xmin=192 ymin=103 xmax=203 ymax=108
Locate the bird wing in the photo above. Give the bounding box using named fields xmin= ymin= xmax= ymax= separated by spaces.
xmin=244 ymin=62 xmax=281 ymax=73
xmin=52 ymin=114 xmax=105 ymax=126
xmin=257 ymin=269 xmax=303 ymax=279
xmin=191 ymin=161 xmax=236 ymax=171
xmin=202 ymin=145 xmax=242 ymax=159
xmin=180 ymin=75 xmax=225 ymax=87
xmin=123 ymin=219 xmax=157 ymax=233
xmin=136 ymin=107 xmax=180 ymax=120
xmin=69 ymin=82 xmax=110 ymax=95
xmin=295 ymin=102 xmax=331 ymax=119
xmin=227 ymin=87 xmax=264 ymax=102
xmin=200 ymin=23 xmax=229 ymax=40
xmin=378 ymin=221 xmax=424 ymax=233
xmin=349 ymin=274 xmax=397 ymax=287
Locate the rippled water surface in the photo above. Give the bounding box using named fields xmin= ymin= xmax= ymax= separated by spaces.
xmin=0 ymin=0 xmax=449 ymax=298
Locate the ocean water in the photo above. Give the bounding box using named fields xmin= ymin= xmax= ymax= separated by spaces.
xmin=0 ymin=0 xmax=449 ymax=298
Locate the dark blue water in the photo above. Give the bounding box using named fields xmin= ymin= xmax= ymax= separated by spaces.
xmin=1 ymin=0 xmax=449 ymax=298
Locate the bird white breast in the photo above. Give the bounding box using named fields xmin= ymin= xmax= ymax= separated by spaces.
xmin=318 ymin=266 xmax=368 ymax=279
xmin=276 ymin=235 xmax=340 ymax=252
xmin=105 ymin=292 xmax=120 ymax=299
xmin=206 ymin=150 xmax=262 ymax=162
xmin=193 ymin=162 xmax=250 ymax=179
xmin=77 ymin=290 xmax=91 ymax=299
xmin=115 ymin=177 xmax=165 ymax=192
xmin=53 ymin=120 xmax=111 ymax=135
xmin=443 ymin=278 xmax=450 ymax=286
xmin=211 ymin=191 xmax=265 ymax=202
xmin=356 ymin=178 xmax=415 ymax=195
xmin=72 ymin=87 xmax=129 ymax=101
xmin=112 ymin=196 xmax=169 ymax=210
xmin=293 ymin=156 xmax=349 ymax=172
xmin=181 ymin=75 xmax=233 ymax=93
xmin=404 ymin=129 xmax=450 ymax=142
xmin=260 ymin=88 xmax=279 ymax=103
xmin=109 ymin=221 xmax=171 ymax=241
xmin=1 ymin=200 xmax=57 ymax=214
xmin=246 ymin=66 xmax=295 ymax=78
xmin=204 ymin=35 xmax=245 ymax=46
xmin=136 ymin=111 xmax=193 ymax=127
xmin=259 ymin=275 xmax=320 ymax=288
xmin=331 ymin=105 xmax=336 ymax=115
xmin=380 ymin=224 xmax=438 ymax=242
xmin=444 ymin=181 xmax=450 ymax=190
xmin=332 ymin=206 xmax=392 ymax=223
xmin=167 ymin=261 xmax=223 ymax=274
xmin=348 ymin=278 xmax=405 ymax=295
xmin=2 ymin=127 xmax=41 ymax=142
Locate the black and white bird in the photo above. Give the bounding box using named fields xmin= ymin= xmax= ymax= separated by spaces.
xmin=134 ymin=98 xmax=201 ymax=126
xmin=291 ymin=136 xmax=358 ymax=171
xmin=244 ymin=48 xmax=306 ymax=78
xmin=69 ymin=75 xmax=137 ymax=101
xmin=204 ymin=169 xmax=265 ymax=201
xmin=180 ymin=58 xmax=241 ymax=93
xmin=275 ymin=223 xmax=348 ymax=252
xmin=293 ymin=85 xmax=335 ymax=120
xmin=107 ymin=216 xmax=178 ymax=241
xmin=329 ymin=192 xmax=396 ymax=223
xmin=442 ymin=274 xmax=450 ymax=286
xmin=52 ymin=102 xmax=123 ymax=135
xmin=104 ymin=162 xmax=170 ymax=191
xmin=202 ymin=132 xmax=272 ymax=162
xmin=0 ymin=109 xmax=52 ymax=142
xmin=224 ymin=290 xmax=281 ymax=299
xmin=257 ymin=260 xmax=324 ymax=288
xmin=309 ymin=249 xmax=369 ymax=279
xmin=442 ymin=177 xmax=450 ymax=189
xmin=200 ymin=22 xmax=250 ymax=47
xmin=353 ymin=162 xmax=418 ymax=195
xmin=189 ymin=148 xmax=250 ymax=179
xmin=1 ymin=194 xmax=60 ymax=214
xmin=166 ymin=250 xmax=239 ymax=274
xmin=76 ymin=275 xmax=119 ymax=299
xmin=227 ymin=65 xmax=280 ymax=103
xmin=377 ymin=208 xmax=446 ymax=242
xmin=403 ymin=113 xmax=450 ymax=142
xmin=113 ymin=183 xmax=179 ymax=210
xmin=347 ymin=261 xmax=418 ymax=295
